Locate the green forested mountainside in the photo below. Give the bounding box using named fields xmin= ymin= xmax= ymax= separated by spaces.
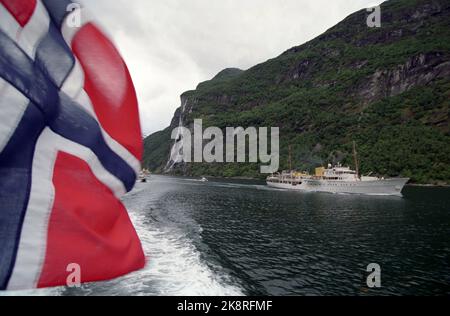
xmin=143 ymin=0 xmax=450 ymax=184
xmin=143 ymin=127 xmax=172 ymax=172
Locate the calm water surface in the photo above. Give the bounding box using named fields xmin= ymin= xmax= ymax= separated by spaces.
xmin=7 ymin=175 xmax=450 ymax=296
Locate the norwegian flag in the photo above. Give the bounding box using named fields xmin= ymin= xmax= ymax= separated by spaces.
xmin=0 ymin=0 xmax=145 ymax=290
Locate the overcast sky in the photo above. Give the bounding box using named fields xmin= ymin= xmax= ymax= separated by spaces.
xmin=80 ymin=0 xmax=384 ymax=136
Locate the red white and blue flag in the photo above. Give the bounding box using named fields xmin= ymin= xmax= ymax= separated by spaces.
xmin=0 ymin=0 xmax=145 ymax=290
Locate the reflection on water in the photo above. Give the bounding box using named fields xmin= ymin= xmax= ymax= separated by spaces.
xmin=3 ymin=176 xmax=450 ymax=296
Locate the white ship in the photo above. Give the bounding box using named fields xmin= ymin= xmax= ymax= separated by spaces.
xmin=267 ymin=143 xmax=409 ymax=196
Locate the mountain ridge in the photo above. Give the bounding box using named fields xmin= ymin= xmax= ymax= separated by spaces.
xmin=143 ymin=0 xmax=450 ymax=184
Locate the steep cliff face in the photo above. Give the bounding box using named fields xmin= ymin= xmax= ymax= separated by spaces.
xmin=358 ymin=52 xmax=450 ymax=104
xmin=143 ymin=0 xmax=450 ymax=184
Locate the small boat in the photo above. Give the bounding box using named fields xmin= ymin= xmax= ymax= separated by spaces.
xmin=200 ymin=177 xmax=208 ymax=182
xmin=138 ymin=169 xmax=151 ymax=183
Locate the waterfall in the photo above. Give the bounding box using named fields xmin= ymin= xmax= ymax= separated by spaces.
xmin=164 ymin=99 xmax=188 ymax=172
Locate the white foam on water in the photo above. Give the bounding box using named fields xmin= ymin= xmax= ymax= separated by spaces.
xmin=0 ymin=287 xmax=62 ymax=296
xmin=125 ymin=211 xmax=245 ymax=296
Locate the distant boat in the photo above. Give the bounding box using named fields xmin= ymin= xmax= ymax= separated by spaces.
xmin=200 ymin=177 xmax=208 ymax=182
xmin=138 ymin=169 xmax=151 ymax=183
xmin=267 ymin=142 xmax=409 ymax=196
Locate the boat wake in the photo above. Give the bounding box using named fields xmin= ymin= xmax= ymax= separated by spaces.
xmin=120 ymin=211 xmax=244 ymax=296
xmin=57 ymin=209 xmax=245 ymax=296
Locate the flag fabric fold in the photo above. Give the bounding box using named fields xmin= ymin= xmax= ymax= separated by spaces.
xmin=0 ymin=0 xmax=145 ymax=290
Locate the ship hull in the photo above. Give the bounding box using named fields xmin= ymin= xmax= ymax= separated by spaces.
xmin=267 ymin=178 xmax=410 ymax=196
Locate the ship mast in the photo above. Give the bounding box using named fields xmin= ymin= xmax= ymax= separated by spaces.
xmin=288 ymin=145 xmax=293 ymax=172
xmin=353 ymin=141 xmax=360 ymax=180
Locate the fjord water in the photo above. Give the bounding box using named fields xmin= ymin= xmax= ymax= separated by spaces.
xmin=14 ymin=175 xmax=449 ymax=296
